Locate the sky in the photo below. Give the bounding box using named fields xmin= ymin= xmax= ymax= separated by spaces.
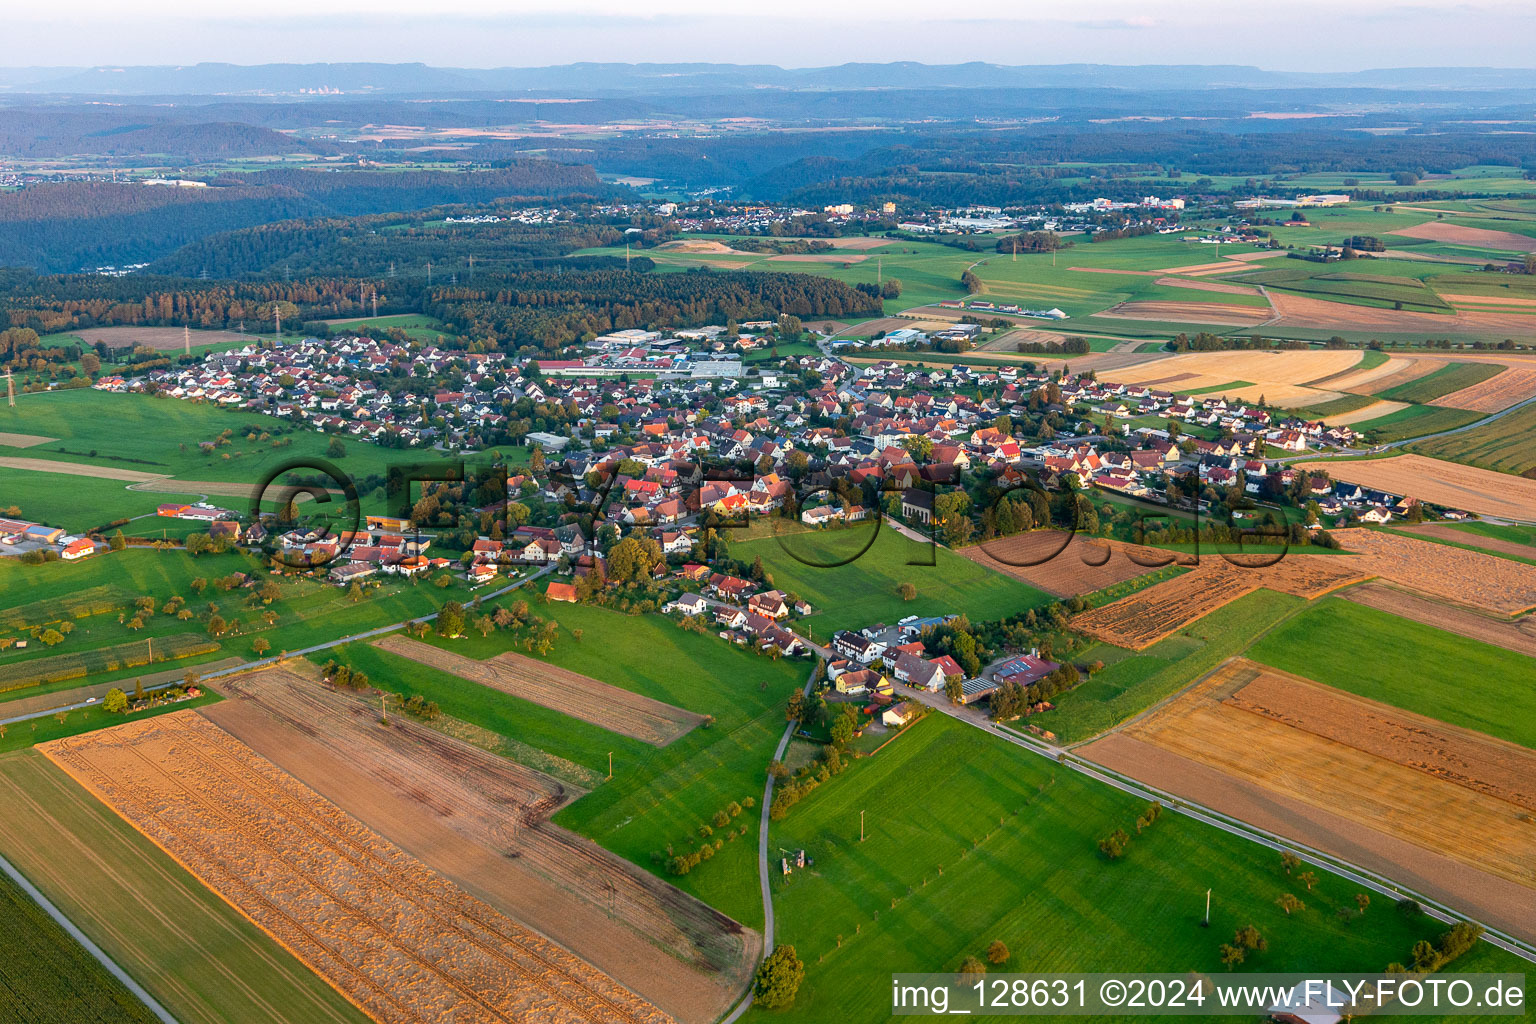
xmin=7 ymin=1 xmax=1536 ymax=70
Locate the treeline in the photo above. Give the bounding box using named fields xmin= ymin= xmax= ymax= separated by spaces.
xmin=427 ymin=266 xmax=881 ymax=351
xmin=0 ymin=264 xmax=880 ymax=354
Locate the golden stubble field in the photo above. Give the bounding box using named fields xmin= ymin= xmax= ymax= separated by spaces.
xmin=1296 ymin=455 xmax=1536 ymax=523
xmin=42 ymin=711 xmax=678 ymax=1024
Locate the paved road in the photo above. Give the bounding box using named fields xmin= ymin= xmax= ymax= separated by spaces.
xmin=721 ymin=657 xmax=822 ymax=1024
xmin=0 ymin=850 xmax=181 ymax=1024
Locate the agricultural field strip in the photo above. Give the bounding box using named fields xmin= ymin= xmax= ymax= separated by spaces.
xmin=1339 ymin=583 xmax=1536 ymax=658
xmin=42 ymin=712 xmax=674 ymax=1024
xmin=1430 ymin=366 xmax=1536 ymax=412
xmin=1070 ymin=556 xmax=1367 ymax=650
xmin=207 ymin=666 xmax=754 ymax=996
xmin=1330 ymin=528 xmax=1536 ymax=615
xmin=1112 ymin=659 xmax=1536 ymax=889
xmin=373 ymin=635 xmax=705 ymax=746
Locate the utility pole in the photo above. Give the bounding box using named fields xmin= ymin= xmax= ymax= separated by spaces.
xmin=1203 ymin=888 xmax=1211 ymax=928
xmin=274 ymin=305 xmax=282 ymax=338
xmin=371 ymin=290 xmax=378 ymax=319
xmin=607 ymin=751 xmax=613 ymax=780
xmin=4 ymin=368 xmax=13 ymax=408
xmin=381 ymin=694 xmax=388 ymax=723
xmin=860 ymin=809 xmax=865 ymax=842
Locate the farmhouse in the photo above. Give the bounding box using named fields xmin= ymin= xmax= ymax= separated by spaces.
xmin=545 ymin=581 xmax=579 ymax=603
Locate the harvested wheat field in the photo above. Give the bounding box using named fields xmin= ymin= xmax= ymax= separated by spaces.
xmin=1303 ymin=355 xmax=1422 ymax=393
xmin=1103 ymin=349 xmax=1363 ymax=389
xmin=43 ymin=712 xmax=676 ymax=1024
xmin=1151 ymin=276 xmax=1260 ymax=295
xmin=1297 ymin=454 xmax=1536 ymax=522
xmin=767 ymin=252 xmax=867 ymax=263
xmin=655 ymin=240 xmax=749 ymax=255
xmin=0 ymin=432 xmax=57 ymax=448
xmin=1388 ymin=221 xmax=1536 ymax=253
xmin=1340 ymin=583 xmax=1536 ymax=657
xmin=1357 ymin=358 xmax=1448 ymax=395
xmin=1430 ymin=365 xmax=1536 ymax=412
xmin=204 ymin=667 xmax=756 ymax=1024
xmin=1071 ymin=556 xmax=1366 ymax=649
xmin=374 ymin=635 xmax=704 ymax=746
xmin=958 ymin=532 xmax=1172 ymax=597
xmin=1397 ymin=522 xmax=1535 ymax=561
xmin=1327 ymin=527 xmax=1536 ymax=615
xmin=1317 ymin=400 xmax=1409 ymax=426
xmin=1101 ymin=349 xmax=1362 ymax=406
xmin=1098 ymin=299 xmax=1271 ymax=326
xmin=1082 ymin=659 xmax=1536 ymax=938
xmin=69 ymin=326 xmax=253 ymax=351
xmin=822 ymin=236 xmax=895 ymax=250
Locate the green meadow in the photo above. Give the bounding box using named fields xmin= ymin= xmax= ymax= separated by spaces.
xmin=1248 ymin=597 xmax=1536 ymax=749
xmin=759 ymin=713 xmax=1525 ymax=1024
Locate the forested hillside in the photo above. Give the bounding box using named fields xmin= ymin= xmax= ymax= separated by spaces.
xmin=0 ymin=163 xmax=622 ymax=273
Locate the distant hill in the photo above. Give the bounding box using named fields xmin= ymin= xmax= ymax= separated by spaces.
xmin=6 ymin=61 xmax=1536 ymax=97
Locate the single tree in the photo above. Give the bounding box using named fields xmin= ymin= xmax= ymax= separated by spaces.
xmin=1275 ymin=893 xmax=1305 ymax=917
xmin=986 ymin=940 xmax=1010 ymax=965
xmin=753 ymin=945 xmax=805 ymax=1009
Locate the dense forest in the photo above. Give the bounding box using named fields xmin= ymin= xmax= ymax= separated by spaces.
xmin=148 ymin=204 xmax=674 ymax=279
xmin=0 ymin=264 xmax=879 ymax=353
xmin=0 ymin=163 xmax=621 ymax=273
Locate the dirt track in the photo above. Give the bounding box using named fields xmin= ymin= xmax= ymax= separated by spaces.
xmin=45 ymin=711 xmax=678 ymax=1024
xmin=373 ymin=636 xmax=704 ymax=746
